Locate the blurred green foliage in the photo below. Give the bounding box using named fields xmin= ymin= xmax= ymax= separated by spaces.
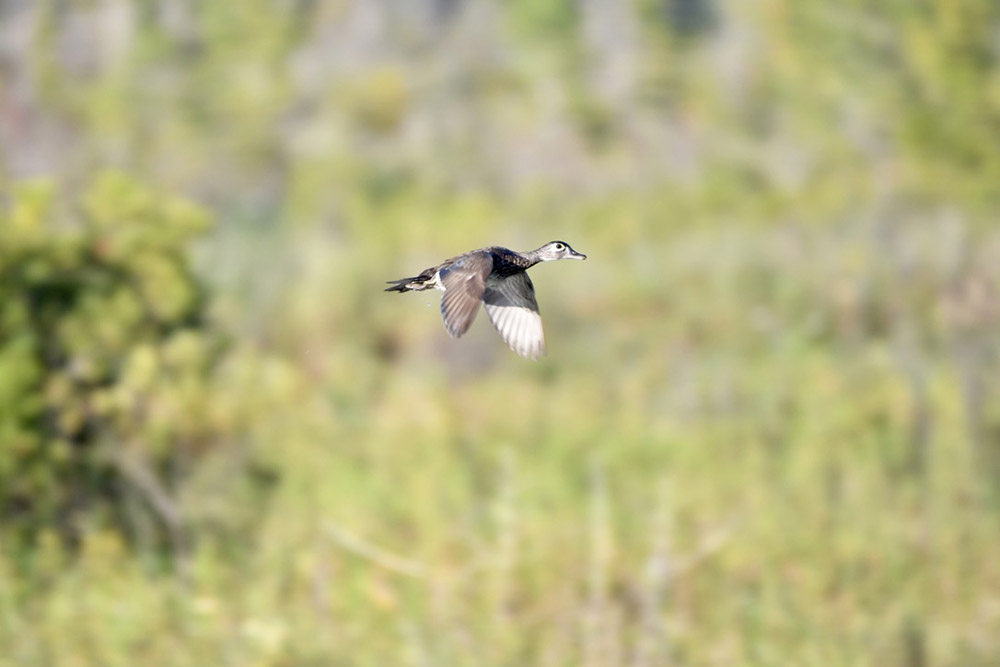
xmin=0 ymin=174 xmax=218 ymax=544
xmin=2 ymin=0 xmax=1000 ymax=664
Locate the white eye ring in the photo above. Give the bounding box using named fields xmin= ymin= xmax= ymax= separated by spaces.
xmin=555 ymin=243 xmax=564 ymax=250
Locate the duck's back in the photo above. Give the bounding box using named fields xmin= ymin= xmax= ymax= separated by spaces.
xmin=485 ymin=246 xmax=533 ymax=278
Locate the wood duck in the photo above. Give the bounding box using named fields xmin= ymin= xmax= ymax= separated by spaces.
xmin=386 ymin=241 xmax=587 ymax=359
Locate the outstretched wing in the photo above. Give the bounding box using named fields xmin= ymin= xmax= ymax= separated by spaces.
xmin=483 ymin=273 xmax=546 ymax=360
xmin=439 ymin=253 xmax=492 ymax=338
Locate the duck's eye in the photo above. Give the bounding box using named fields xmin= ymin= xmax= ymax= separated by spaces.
xmin=554 ymin=243 xmax=565 ymax=250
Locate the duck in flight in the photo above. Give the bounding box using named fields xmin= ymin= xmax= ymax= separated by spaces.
xmin=386 ymin=241 xmax=587 ymax=359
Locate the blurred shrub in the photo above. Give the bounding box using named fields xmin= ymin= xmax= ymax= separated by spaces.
xmin=0 ymin=174 xmax=239 ymax=548
xmin=349 ymin=67 xmax=410 ymax=135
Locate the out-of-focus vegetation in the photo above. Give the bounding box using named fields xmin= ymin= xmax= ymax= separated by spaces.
xmin=1 ymin=175 xmax=210 ymax=543
xmin=2 ymin=0 xmax=1000 ymax=664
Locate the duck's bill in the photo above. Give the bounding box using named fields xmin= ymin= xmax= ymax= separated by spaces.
xmin=569 ymin=249 xmax=587 ymax=260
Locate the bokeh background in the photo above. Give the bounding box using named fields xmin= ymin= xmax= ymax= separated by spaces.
xmin=2 ymin=0 xmax=1000 ymax=664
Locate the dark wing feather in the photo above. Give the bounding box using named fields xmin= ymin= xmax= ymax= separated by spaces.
xmin=483 ymin=273 xmax=546 ymax=360
xmin=439 ymin=252 xmax=492 ymax=338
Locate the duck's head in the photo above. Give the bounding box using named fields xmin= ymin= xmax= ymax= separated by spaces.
xmin=535 ymin=240 xmax=587 ymax=262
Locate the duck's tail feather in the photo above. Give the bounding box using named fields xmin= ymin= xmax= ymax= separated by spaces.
xmin=385 ymin=277 xmax=419 ymax=292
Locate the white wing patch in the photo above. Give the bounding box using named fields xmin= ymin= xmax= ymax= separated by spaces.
xmin=483 ymin=273 xmax=546 ymax=360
